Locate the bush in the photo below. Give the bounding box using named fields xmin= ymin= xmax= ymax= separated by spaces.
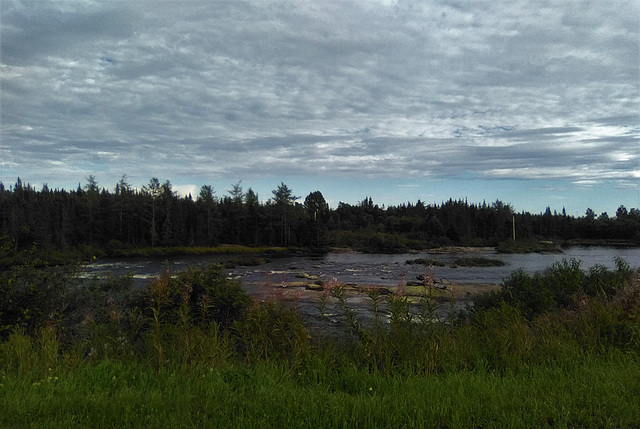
xmin=0 ymin=261 xmax=78 ymax=340
xmin=144 ymin=263 xmax=252 ymax=330
xmin=473 ymin=258 xmax=633 ymax=319
xmin=327 ymin=229 xmax=428 ymax=253
xmin=74 ymin=264 xmax=252 ymax=365
xmin=233 ymin=300 xmax=309 ymax=366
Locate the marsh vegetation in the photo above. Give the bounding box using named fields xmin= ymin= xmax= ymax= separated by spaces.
xmin=1 ymin=245 xmax=638 ymax=427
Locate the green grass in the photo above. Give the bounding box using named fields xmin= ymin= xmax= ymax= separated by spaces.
xmin=1 ymin=258 xmax=639 ymax=427
xmin=496 ymin=240 xmax=564 ymax=254
xmin=1 ymin=354 xmax=638 ymax=428
xmin=110 ymin=244 xmax=291 ymax=258
xmin=405 ymin=257 xmax=505 ymax=268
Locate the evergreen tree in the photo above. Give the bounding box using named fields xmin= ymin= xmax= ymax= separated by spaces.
xmin=304 ymin=191 xmax=329 ymax=248
xmin=198 ymin=185 xmax=217 ymax=245
xmin=84 ymin=175 xmax=99 ymax=243
xmin=143 ymin=178 xmax=161 ymax=247
xmin=271 ymin=182 xmax=299 ymax=246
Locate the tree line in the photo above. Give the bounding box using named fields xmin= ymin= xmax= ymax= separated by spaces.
xmin=1 ymin=176 xmax=639 ymax=255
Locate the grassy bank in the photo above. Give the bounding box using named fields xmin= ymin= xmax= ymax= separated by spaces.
xmin=2 ymin=353 xmax=638 ymax=428
xmin=496 ymin=240 xmax=565 ymax=254
xmin=108 ymin=244 xmax=292 ymax=258
xmin=497 ymin=238 xmax=640 ymax=254
xmin=406 ymin=256 xmax=505 ymax=268
xmin=0 ymin=243 xmax=298 ymax=271
xmin=1 ymin=254 xmax=639 ymax=427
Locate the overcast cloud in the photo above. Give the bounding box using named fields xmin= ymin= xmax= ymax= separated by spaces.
xmin=1 ymin=0 xmax=639 ymax=214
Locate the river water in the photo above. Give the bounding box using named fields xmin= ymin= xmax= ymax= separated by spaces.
xmin=82 ymin=246 xmax=639 ymax=288
xmin=80 ymin=246 xmax=639 ymax=332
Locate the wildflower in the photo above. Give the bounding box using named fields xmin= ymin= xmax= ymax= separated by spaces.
xmin=368 ymin=387 xmax=373 ymax=391
xmin=200 ymin=293 xmax=211 ymax=318
xmin=293 ymin=290 xmax=301 ymax=308
xmin=112 ymin=375 xmax=117 ymax=381
xmin=322 ymin=281 xmax=333 ymax=299
xmin=396 ymin=274 xmax=406 ymax=297
xmin=182 ymin=282 xmax=193 ymax=303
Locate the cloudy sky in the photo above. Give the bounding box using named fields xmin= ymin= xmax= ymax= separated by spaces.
xmin=2 ymin=0 xmax=639 ymax=215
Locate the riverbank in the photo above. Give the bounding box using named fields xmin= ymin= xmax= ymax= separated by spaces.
xmin=7 ymin=238 xmax=638 ymax=270
xmin=2 ymin=256 xmax=638 ymax=427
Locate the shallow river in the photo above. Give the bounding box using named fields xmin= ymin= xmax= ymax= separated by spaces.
xmin=81 ymin=246 xmax=639 ymax=331
xmin=82 ymin=246 xmax=640 ymax=288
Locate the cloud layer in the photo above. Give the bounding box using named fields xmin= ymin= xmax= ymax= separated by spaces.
xmin=2 ymin=0 xmax=639 ymax=211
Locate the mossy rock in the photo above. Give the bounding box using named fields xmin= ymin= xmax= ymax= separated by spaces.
xmin=352 ymin=286 xmax=393 ymax=295
xmin=405 ymin=258 xmax=446 ymax=267
xmin=453 ymin=257 xmax=505 ymax=267
xmin=295 ymin=272 xmax=319 ymax=280
xmin=281 ymin=281 xmax=309 ymax=288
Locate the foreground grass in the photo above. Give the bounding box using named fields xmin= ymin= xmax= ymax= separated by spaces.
xmin=2 ymin=353 xmax=638 ymax=428
xmin=2 ymin=258 xmax=638 ymax=427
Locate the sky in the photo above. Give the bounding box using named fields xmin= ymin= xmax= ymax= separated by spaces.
xmin=1 ymin=0 xmax=639 ymax=216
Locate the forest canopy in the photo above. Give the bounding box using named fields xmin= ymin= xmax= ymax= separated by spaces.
xmin=1 ymin=176 xmax=639 ymax=257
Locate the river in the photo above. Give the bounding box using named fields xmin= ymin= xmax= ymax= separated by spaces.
xmin=80 ymin=246 xmax=639 ymax=332
xmin=82 ymin=246 xmax=640 ymax=289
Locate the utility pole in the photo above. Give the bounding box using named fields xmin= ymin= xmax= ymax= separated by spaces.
xmin=512 ymin=215 xmax=516 ymax=241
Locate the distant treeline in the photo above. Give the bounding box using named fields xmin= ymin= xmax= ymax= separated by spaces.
xmin=1 ymin=176 xmax=639 ymax=255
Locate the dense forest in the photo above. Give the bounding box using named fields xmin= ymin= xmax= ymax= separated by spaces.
xmin=1 ymin=176 xmax=639 ymax=256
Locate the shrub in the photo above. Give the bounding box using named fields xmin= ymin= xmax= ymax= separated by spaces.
xmin=144 ymin=263 xmax=252 ymax=330
xmin=233 ymin=300 xmax=309 ymax=366
xmin=0 ymin=261 xmax=78 ymax=340
xmin=473 ymin=258 xmax=634 ymax=320
xmin=74 ymin=264 xmax=252 ymax=366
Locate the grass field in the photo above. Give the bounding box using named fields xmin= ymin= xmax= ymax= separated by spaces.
xmin=1 ymin=257 xmax=639 ymax=427
xmin=2 ymin=353 xmax=638 ymax=428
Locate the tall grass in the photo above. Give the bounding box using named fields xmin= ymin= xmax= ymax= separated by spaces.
xmin=1 ymin=256 xmax=638 ymax=427
xmin=1 ymin=354 xmax=638 ymax=428
xmin=110 ymin=244 xmax=290 ymax=258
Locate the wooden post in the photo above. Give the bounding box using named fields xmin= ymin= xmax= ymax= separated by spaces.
xmin=512 ymin=215 xmax=516 ymax=241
